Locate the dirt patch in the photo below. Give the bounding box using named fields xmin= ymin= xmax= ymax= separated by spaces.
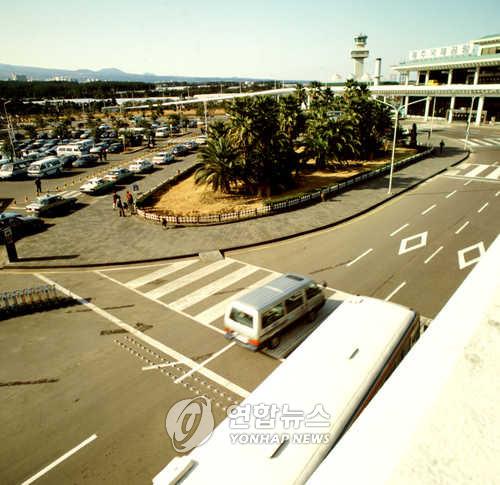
xmin=151 ymin=148 xmax=417 ymax=215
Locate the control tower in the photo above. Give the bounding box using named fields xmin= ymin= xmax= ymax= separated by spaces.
xmin=351 ymin=34 xmax=369 ymax=80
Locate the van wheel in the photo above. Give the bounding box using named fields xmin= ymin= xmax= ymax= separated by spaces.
xmin=267 ymin=336 xmax=280 ymax=349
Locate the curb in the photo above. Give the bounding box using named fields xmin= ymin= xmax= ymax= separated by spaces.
xmin=2 ymin=152 xmax=470 ymax=270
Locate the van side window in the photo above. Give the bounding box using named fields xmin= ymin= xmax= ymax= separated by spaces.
xmin=229 ymin=309 xmax=254 ymax=328
xmin=285 ymin=291 xmax=304 ymax=313
xmin=262 ymin=303 xmax=285 ymax=329
xmin=306 ymin=283 xmax=321 ymax=300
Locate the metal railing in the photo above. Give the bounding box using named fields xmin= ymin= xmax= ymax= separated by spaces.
xmin=136 ymin=148 xmax=433 ymax=226
xmin=0 ymin=285 xmax=76 ymax=319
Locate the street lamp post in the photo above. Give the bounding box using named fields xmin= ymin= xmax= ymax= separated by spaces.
xmin=429 ymin=96 xmax=437 ymax=142
xmin=373 ymin=96 xmax=431 ymax=194
xmin=3 ymin=101 xmax=17 ymax=161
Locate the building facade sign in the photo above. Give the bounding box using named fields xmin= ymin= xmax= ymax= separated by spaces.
xmin=409 ymin=43 xmax=479 ymax=61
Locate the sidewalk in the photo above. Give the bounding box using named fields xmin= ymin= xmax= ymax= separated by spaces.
xmin=2 ymin=149 xmax=468 ymax=269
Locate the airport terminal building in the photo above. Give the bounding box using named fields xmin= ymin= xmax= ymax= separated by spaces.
xmin=392 ymin=34 xmax=500 ymax=124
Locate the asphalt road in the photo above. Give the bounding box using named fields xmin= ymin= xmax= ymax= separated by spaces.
xmin=0 ymin=123 xmax=498 ymax=485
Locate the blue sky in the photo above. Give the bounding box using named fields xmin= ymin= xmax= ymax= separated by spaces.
xmin=1 ymin=0 xmax=498 ymax=80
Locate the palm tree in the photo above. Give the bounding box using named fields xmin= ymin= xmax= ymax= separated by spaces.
xmin=195 ymin=129 xmax=240 ymax=194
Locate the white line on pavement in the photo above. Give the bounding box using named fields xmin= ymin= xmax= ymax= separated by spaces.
xmin=464 ymin=180 xmax=473 ymax=186
xmin=478 ymin=202 xmax=489 ymax=213
xmin=142 ymin=362 xmax=180 ymax=371
xmin=445 ymin=190 xmax=457 ymax=199
xmin=35 ymin=274 xmax=249 ymax=398
xmin=95 ymin=270 xmax=225 ymax=335
xmin=125 ymin=260 xmax=197 ymax=289
xmin=384 ymin=282 xmax=406 ymax=301
xmin=346 ymin=248 xmax=373 ymax=267
xmin=424 ymin=246 xmax=444 ymax=264
xmin=174 ymin=342 xmax=236 ymax=384
xmin=496 ymin=191 xmax=500 ymax=197
xmin=485 ymin=167 xmax=500 ymax=180
xmin=464 ymin=165 xmax=491 ymax=178
xmin=21 ymin=434 xmax=97 ymax=485
xmin=421 ymin=204 xmax=436 ymax=216
xmin=145 ymin=259 xmax=233 ymax=300
xmin=390 ymin=223 xmax=409 ymax=237
xmin=455 ymin=221 xmax=470 ymax=235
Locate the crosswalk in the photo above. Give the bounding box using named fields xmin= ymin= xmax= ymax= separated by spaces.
xmin=100 ymin=258 xmax=343 ymax=334
xmin=461 ymin=137 xmax=500 ymax=148
xmin=446 ymin=163 xmax=500 ymax=182
xmin=58 ymin=190 xmax=82 ymax=199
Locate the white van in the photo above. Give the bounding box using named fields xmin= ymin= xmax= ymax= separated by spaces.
xmin=56 ymin=143 xmax=87 ymax=158
xmin=224 ymin=273 xmax=326 ymax=350
xmin=27 ymin=157 xmax=63 ymax=178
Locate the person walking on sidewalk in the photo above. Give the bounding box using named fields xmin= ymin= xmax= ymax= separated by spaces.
xmin=439 ymin=139 xmax=445 ymax=154
xmin=126 ymin=190 xmax=134 ymax=214
xmin=112 ymin=191 xmax=118 ymax=210
xmin=117 ymin=197 xmax=125 ymax=217
xmin=35 ymin=177 xmax=42 ymax=195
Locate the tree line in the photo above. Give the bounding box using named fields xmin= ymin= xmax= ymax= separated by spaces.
xmin=195 ymin=81 xmax=393 ymax=197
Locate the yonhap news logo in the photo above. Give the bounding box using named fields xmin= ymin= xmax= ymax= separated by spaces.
xmin=165 ymin=396 xmax=215 ymax=453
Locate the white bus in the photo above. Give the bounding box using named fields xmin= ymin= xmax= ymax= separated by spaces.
xmin=224 ymin=273 xmax=326 ymax=351
xmin=153 ymin=296 xmax=420 ymax=485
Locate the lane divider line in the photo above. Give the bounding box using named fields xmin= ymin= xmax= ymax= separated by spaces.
xmin=384 ymin=282 xmax=406 ymax=301
xmin=346 ymin=248 xmax=373 ymax=267
xmin=390 ymin=223 xmax=409 ymax=237
xmin=424 ymin=246 xmax=444 ymax=265
xmin=477 ymin=202 xmax=489 ymax=214
xmin=464 ymin=180 xmax=472 ymax=186
xmin=34 ymin=274 xmax=249 ymax=398
xmin=455 ymin=221 xmax=470 ymax=235
xmin=445 ymin=190 xmax=457 ymax=199
xmin=421 ymin=204 xmax=436 ymax=216
xmin=21 ymin=434 xmax=97 ymax=485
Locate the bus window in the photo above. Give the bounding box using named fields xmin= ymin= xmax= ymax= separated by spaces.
xmin=306 ymin=283 xmax=322 ymax=300
xmin=262 ymin=303 xmax=285 ymax=329
xmin=285 ymin=292 xmax=304 ymax=313
xmin=229 ymin=308 xmax=254 ymax=328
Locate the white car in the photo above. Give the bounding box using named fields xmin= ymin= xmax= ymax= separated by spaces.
xmin=80 ymin=177 xmax=115 ymax=194
xmin=129 ymin=159 xmax=153 ymax=173
xmin=151 ymin=152 xmax=174 ymax=165
xmin=104 ymin=167 xmax=132 ymax=183
xmin=194 ymin=135 xmax=207 ymax=146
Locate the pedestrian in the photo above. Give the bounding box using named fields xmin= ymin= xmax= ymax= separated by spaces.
xmin=103 ymin=148 xmax=107 ymax=161
xmin=320 ymin=190 xmax=326 ymax=203
xmin=117 ymin=197 xmax=125 ymax=217
xmin=439 ymin=139 xmax=445 ymax=154
xmin=112 ymin=191 xmax=118 ymax=210
xmin=162 ymin=217 xmax=167 ymax=229
xmin=126 ymin=190 xmax=134 ymax=214
xmin=99 ymin=150 xmax=103 ymax=162
xmin=35 ymin=177 xmax=42 ymax=195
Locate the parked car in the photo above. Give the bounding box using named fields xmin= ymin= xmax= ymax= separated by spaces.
xmin=195 ymin=135 xmax=207 ymax=145
xmin=80 ymin=177 xmax=115 ymax=194
xmin=26 ymin=193 xmax=77 ymax=216
xmin=0 ymin=160 xmax=30 ymax=180
xmin=183 ymin=141 xmax=198 ymax=151
xmin=72 ymin=154 xmax=99 ymax=168
xmin=0 ymin=212 xmax=45 ymax=242
xmin=104 ymin=167 xmax=132 ymax=183
xmin=129 ymin=159 xmax=153 ymax=173
xmin=151 ymin=151 xmax=175 ymax=165
xmin=108 ymin=143 xmax=124 ymax=154
xmin=172 ymin=144 xmax=188 ymax=156
xmin=27 ymin=157 xmax=63 ymax=178
xmin=59 ymin=154 xmax=78 ymax=168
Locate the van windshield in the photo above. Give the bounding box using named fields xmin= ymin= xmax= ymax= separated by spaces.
xmin=229 ymin=308 xmax=254 ymax=328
